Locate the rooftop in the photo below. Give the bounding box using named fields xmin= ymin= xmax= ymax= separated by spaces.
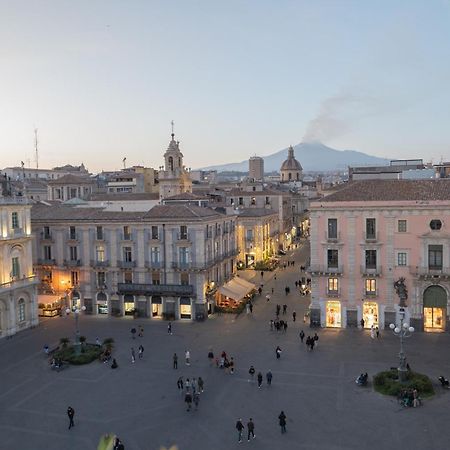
xmin=144 ymin=204 xmax=224 ymax=220
xmin=236 ymin=208 xmax=278 ymax=217
xmin=318 ymin=179 xmax=450 ymax=202
xmin=87 ymin=192 xmax=160 ymax=201
xmin=47 ymin=174 xmax=94 ymax=185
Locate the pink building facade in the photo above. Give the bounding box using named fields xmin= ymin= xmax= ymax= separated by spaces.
xmin=308 ymin=179 xmax=450 ymax=332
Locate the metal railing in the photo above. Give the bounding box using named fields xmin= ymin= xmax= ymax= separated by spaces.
xmin=360 ymin=265 xmax=382 ymax=275
xmin=308 ymin=265 xmax=343 ymax=275
xmin=118 ymin=282 xmax=194 ymax=296
xmin=90 ymin=259 xmax=109 ymax=267
xmin=64 ymin=259 xmax=82 ymax=267
xmin=37 ymin=258 xmax=57 ymax=265
xmin=117 ymin=260 xmax=136 ymax=268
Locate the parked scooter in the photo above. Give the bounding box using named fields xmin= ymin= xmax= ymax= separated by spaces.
xmin=356 ymin=373 xmax=368 ymax=386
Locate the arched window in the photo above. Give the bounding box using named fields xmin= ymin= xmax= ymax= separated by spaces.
xmin=296 ymin=173 xmax=299 ymax=181
xmin=288 ymin=172 xmax=292 ymax=181
xmin=18 ymin=298 xmax=25 ymax=322
xmin=168 ymin=157 xmax=174 ymax=171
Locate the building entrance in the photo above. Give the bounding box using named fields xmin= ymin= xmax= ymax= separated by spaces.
xmin=423 ymin=285 xmax=447 ymax=332
xmin=326 ymin=301 xmax=341 ymax=327
xmin=363 ymin=302 xmax=378 ymax=328
xmin=152 ymin=296 xmax=162 ymax=318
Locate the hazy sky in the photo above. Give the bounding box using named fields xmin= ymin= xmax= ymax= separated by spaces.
xmin=1 ymin=1 xmax=450 ymax=172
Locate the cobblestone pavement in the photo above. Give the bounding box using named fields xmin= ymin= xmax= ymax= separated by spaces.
xmin=1 ymin=242 xmax=450 ymax=450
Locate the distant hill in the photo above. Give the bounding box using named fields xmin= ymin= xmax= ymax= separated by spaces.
xmin=201 ymin=141 xmax=390 ymax=172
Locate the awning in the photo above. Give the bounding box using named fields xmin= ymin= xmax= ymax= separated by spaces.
xmin=38 ymin=294 xmax=63 ymax=306
xmin=218 ymin=278 xmax=256 ymax=301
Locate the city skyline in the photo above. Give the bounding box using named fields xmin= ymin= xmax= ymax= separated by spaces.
xmin=1 ymin=1 xmax=450 ymax=172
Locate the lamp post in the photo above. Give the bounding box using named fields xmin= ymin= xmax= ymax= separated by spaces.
xmin=66 ymin=305 xmax=86 ymax=355
xmin=389 ymin=307 xmax=414 ymax=382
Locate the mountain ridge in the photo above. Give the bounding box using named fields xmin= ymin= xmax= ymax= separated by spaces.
xmin=200 ymin=142 xmax=390 ymax=172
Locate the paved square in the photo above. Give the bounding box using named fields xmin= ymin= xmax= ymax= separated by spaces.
xmin=1 ymin=246 xmax=450 ymax=450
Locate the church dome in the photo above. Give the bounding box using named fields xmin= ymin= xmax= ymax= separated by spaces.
xmin=280 ymin=146 xmax=302 ymax=171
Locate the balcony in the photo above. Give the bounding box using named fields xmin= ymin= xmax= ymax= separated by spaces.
xmin=12 ymin=227 xmax=26 ymax=238
xmin=410 ymin=266 xmax=450 ymax=278
xmin=325 ymin=231 xmax=341 ymax=242
xmin=64 ymin=259 xmax=82 ymax=267
xmin=118 ymin=282 xmax=194 ymax=297
xmin=90 ymin=259 xmax=110 ymax=268
xmin=360 ymin=265 xmax=382 ymax=276
xmin=117 ymin=260 xmax=136 ymax=268
xmin=149 ymin=233 xmax=160 ymax=242
xmin=327 ymin=290 xmax=340 ymax=298
xmin=364 ymin=232 xmax=378 ymax=242
xmin=145 ymin=261 xmax=162 ymax=269
xmin=121 ymin=233 xmax=133 ymax=241
xmin=67 ymin=233 xmax=79 ymax=242
xmin=177 ymin=232 xmax=191 ymax=242
xmin=363 ymin=289 xmax=378 ymax=297
xmin=171 ymin=261 xmax=208 ymax=271
xmin=308 ymin=265 xmax=343 ymax=275
xmin=37 ymin=258 xmax=57 ymax=266
xmin=40 ymin=231 xmax=53 ymax=241
xmin=0 ymin=275 xmax=39 ymax=294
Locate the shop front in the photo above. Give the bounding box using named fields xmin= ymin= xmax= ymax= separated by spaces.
xmin=423 ymin=285 xmax=447 ymax=332
xmin=245 ymin=254 xmax=255 ymax=268
xmin=124 ymin=294 xmax=135 ymax=316
xmin=326 ymin=300 xmax=341 ymax=328
xmin=152 ymin=296 xmax=162 ymax=318
xmin=362 ymin=301 xmax=378 ymax=328
xmin=180 ymin=297 xmax=192 ymax=319
xmin=97 ymin=292 xmax=108 ymax=314
xmin=71 ymin=291 xmax=81 ymax=309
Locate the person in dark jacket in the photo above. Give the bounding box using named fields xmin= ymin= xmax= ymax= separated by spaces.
xmin=257 ymin=372 xmax=263 ymax=388
xmin=236 ymin=418 xmax=244 ymax=442
xmin=278 ymin=411 xmax=287 ymax=433
xmin=247 ymin=418 xmax=255 ymax=441
xmin=67 ymin=406 xmax=75 ymax=429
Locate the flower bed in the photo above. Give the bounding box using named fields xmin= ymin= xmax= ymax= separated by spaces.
xmin=373 ymin=369 xmax=434 ymax=397
xmin=54 ymin=343 xmax=103 ymax=365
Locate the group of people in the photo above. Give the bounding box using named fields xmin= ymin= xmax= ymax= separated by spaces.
xmin=248 ymin=366 xmax=273 ymax=387
xmin=299 ymin=331 xmax=319 ymax=351
xmin=215 ymin=350 xmax=235 ymax=373
xmin=270 ymin=319 xmax=288 ymax=333
xmin=235 ymin=413 xmax=287 ymax=442
xmin=178 ymin=376 xmax=205 ymax=411
xmin=398 ymin=388 xmax=421 ymax=407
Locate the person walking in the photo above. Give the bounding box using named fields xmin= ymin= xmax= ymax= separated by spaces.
xmin=138 ymin=344 xmax=144 ymax=360
xmin=313 ymin=332 xmax=319 ymax=347
xmin=173 ymin=353 xmax=178 ymax=369
xmin=248 ymin=365 xmax=256 ymax=383
xmin=198 ymin=376 xmax=204 ymax=393
xmin=185 ymin=378 xmax=191 ymax=391
xmin=299 ymin=330 xmax=305 ymax=343
xmin=229 ymin=357 xmax=235 ymax=374
xmin=376 ymin=326 xmax=380 ymax=338
xmin=177 ymin=376 xmax=184 ymax=391
xmin=168 ymin=322 xmax=172 ymax=335
xmin=67 ymin=406 xmax=75 ymax=429
xmin=95 ymin=337 xmax=100 ymax=346
xmin=193 ymin=391 xmax=200 ymax=410
xmin=131 ymin=347 xmax=136 ymax=364
xmin=283 ymin=304 xmax=287 ymax=314
xmin=138 ymin=325 xmax=144 ymax=337
xmin=191 ymin=377 xmax=198 ymax=393
xmin=185 ymin=350 xmax=190 ymax=366
xmin=236 ymin=418 xmax=245 ymax=443
xmin=185 ymin=391 xmax=192 ymax=411
xmin=208 ymin=348 xmax=214 ymax=366
xmin=257 ymin=372 xmax=263 ymax=389
xmin=276 ymin=346 xmax=282 ymax=359
xmin=360 ymin=318 xmax=365 ymax=329
xmin=292 ymin=311 xmax=297 ymax=322
xmin=249 ymin=302 xmax=253 ymax=313
xmin=270 ymin=319 xmax=274 ymax=331
xmin=278 ymin=411 xmax=287 ymax=433
xmin=260 ymin=271 xmax=264 ymax=279
xmin=283 ymin=321 xmax=288 ymax=333
xmin=266 ymin=294 xmax=271 ymax=302
xmin=370 ymin=325 xmax=375 ymax=339
xmin=247 ymin=418 xmax=256 ymax=441
xmin=266 ymin=370 xmax=273 ymax=386
xmin=276 ymin=304 xmax=281 ymax=316
xmin=284 ymin=286 xmax=289 ymax=296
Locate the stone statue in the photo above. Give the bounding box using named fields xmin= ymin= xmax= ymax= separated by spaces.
xmin=394 ymin=277 xmax=408 ymax=307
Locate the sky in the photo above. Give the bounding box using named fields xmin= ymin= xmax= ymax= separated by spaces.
xmin=1 ymin=0 xmax=450 ymax=172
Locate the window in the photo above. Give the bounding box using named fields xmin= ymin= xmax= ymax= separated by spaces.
xmin=44 ymin=245 xmax=52 ymax=260
xmin=180 ymin=272 xmax=189 ymax=286
xmin=328 ymin=278 xmax=338 ymax=293
xmin=397 ymin=252 xmax=407 ymax=266
xmin=180 ymin=225 xmax=188 ymax=240
xmin=179 ymin=247 xmax=189 ymax=264
xmin=124 ymin=270 xmax=133 ymax=284
xmin=11 ymin=257 xmax=20 ymax=278
xmin=70 ymin=188 xmax=77 ymax=198
xmin=366 ymin=218 xmax=376 ymax=239
xmin=151 ymin=226 xmax=159 ymax=240
xmin=398 ymin=220 xmax=407 ymax=233
xmin=251 ymin=197 xmax=256 ymax=205
xmin=365 ymin=250 xmax=377 ymax=269
xmin=96 ymin=226 xmax=104 ymax=240
xmin=71 ymin=271 xmax=79 ymax=286
xmin=328 ymin=218 xmax=337 ymax=239
xmin=230 ymin=198 xmax=234 ymax=205
xmin=152 ymin=271 xmax=160 ymax=285
xmin=43 ymin=226 xmax=51 ymax=239
xmin=430 ymin=219 xmax=442 ymax=230
xmin=69 ymin=226 xmax=76 ymax=240
xmin=11 ymin=212 xmax=19 ymax=229
xmin=69 ymin=246 xmax=78 ymax=261
xmin=97 ymin=271 xmax=106 ymax=287
xmin=327 ymin=249 xmax=338 ymax=268
xmin=123 ymin=246 xmax=132 ymax=262
xmin=265 ymin=197 xmax=270 ymax=205
xmin=151 ymin=247 xmax=160 ymax=263
xmin=365 ymin=279 xmax=376 ymax=294
xmin=123 ymin=226 xmax=131 ymax=240
xmin=96 ymin=246 xmax=105 ymax=262
xmin=428 ymin=245 xmax=443 ymax=270
xmin=238 ymin=197 xmax=243 ymax=206
xmin=18 ymin=299 xmax=25 ymax=322
xmin=246 ymin=229 xmax=254 ymax=241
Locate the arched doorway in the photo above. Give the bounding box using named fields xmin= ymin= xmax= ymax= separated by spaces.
xmin=97 ymin=292 xmax=108 ymax=314
xmin=423 ymin=285 xmax=447 ymax=331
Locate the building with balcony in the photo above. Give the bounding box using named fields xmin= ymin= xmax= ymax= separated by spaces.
xmin=47 ymin=174 xmax=95 ymax=201
xmin=235 ymin=209 xmax=279 ymax=268
xmin=0 ymin=183 xmax=39 ymax=338
xmin=308 ymin=179 xmax=450 ymax=332
xmin=31 ymin=203 xmax=237 ymax=320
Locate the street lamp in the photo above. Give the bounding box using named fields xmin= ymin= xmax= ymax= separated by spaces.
xmin=389 ymin=307 xmax=414 ymax=382
xmin=66 ymin=305 xmax=86 ymax=355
